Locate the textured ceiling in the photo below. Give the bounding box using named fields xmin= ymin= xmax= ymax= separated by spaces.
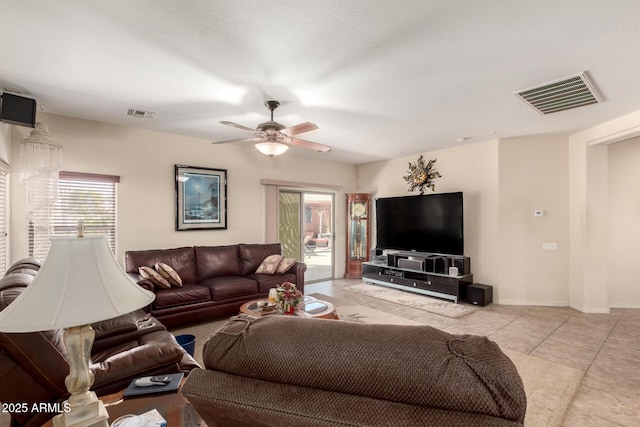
xmin=2 ymin=1 xmax=640 ymax=164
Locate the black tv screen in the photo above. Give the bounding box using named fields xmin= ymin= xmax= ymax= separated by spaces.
xmin=375 ymin=192 xmax=464 ymax=255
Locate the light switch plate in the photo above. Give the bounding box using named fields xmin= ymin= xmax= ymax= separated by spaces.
xmin=542 ymin=243 xmax=558 ymax=251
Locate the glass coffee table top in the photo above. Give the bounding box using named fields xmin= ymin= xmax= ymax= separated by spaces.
xmin=240 ymin=296 xmax=338 ymax=319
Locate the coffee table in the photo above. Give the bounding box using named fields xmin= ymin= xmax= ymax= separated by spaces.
xmin=240 ymin=296 xmax=339 ymax=319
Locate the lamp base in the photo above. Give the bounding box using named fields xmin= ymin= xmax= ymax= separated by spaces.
xmin=53 ymin=325 xmax=110 ymax=427
xmin=52 ymin=393 xmax=109 ymax=427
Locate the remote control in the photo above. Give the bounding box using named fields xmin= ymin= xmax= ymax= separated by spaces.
xmin=134 ymin=376 xmax=170 ymax=387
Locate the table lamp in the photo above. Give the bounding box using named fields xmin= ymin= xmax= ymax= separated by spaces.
xmin=0 ymin=229 xmax=155 ymax=427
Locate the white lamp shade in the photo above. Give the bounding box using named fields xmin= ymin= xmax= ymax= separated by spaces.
xmin=0 ymin=236 xmax=155 ymax=332
xmin=255 ymin=142 xmax=289 ymax=156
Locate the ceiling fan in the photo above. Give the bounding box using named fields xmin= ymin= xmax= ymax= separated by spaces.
xmin=213 ymin=100 xmax=331 ymax=157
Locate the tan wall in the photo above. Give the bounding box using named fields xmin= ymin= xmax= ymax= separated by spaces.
xmin=608 ymin=137 xmax=640 ymax=308
xmin=8 ymin=109 xmax=640 ymax=308
xmin=0 ymin=123 xmax=10 ymax=163
xmin=9 ymin=113 xmax=357 ymax=275
xmin=568 ymin=108 xmax=640 ymax=312
xmin=357 ymin=139 xmax=501 ymax=296
xmin=568 ymin=136 xmax=587 ymax=310
xmin=498 ymin=136 xmax=569 ymax=305
xmin=0 ymin=123 xmax=11 ymax=271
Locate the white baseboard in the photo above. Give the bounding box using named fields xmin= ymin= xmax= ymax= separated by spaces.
xmin=497 ymin=299 xmax=569 ymax=307
xmin=569 ymin=305 xmax=610 ymax=314
xmin=609 ymin=303 xmax=640 ymax=309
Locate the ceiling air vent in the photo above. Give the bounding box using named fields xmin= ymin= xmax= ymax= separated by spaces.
xmin=514 ymin=72 xmax=603 ymax=114
xmin=126 ymin=108 xmax=155 ymax=119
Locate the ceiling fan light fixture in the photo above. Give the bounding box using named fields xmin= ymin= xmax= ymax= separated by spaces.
xmin=255 ymin=141 xmax=289 ymax=157
xmin=216 ymin=100 xmax=331 ymax=154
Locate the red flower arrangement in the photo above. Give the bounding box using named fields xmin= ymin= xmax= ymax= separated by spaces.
xmin=276 ymin=281 xmax=303 ymax=314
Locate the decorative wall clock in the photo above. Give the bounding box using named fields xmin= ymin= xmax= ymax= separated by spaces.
xmin=403 ymin=155 xmax=441 ymax=194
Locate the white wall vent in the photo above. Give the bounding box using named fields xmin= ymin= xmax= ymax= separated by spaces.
xmin=127 ymin=108 xmax=155 ymax=118
xmin=514 ymin=72 xmax=603 ymax=114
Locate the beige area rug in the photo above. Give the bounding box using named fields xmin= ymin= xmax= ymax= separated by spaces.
xmin=173 ymin=305 xmax=582 ymax=427
xmin=170 ymin=318 xmax=228 ymax=367
xmin=503 ymin=349 xmax=584 ymax=427
xmin=337 ymin=305 xmax=423 ymax=326
xmin=346 ymin=283 xmax=476 ymax=318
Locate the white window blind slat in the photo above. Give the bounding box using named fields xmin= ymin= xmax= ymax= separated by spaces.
xmin=29 ymin=172 xmax=118 ymax=260
xmin=0 ymin=159 xmax=9 ymax=274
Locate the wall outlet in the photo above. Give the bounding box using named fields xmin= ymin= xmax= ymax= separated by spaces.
xmin=534 ymin=210 xmax=544 ymax=217
xmin=542 ymin=243 xmax=558 ymax=251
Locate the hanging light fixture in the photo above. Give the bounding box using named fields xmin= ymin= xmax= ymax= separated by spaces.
xmin=19 ymin=122 xmax=63 ymax=256
xmin=255 ymin=141 xmax=289 ymax=157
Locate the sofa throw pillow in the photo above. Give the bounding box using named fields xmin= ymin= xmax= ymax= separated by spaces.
xmin=155 ymin=263 xmax=183 ymax=287
xmin=276 ymin=257 xmax=296 ymax=274
xmin=138 ymin=266 xmax=171 ymax=289
xmin=255 ymin=254 xmax=283 ymax=275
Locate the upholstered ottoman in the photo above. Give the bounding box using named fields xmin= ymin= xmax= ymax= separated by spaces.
xmin=183 ymin=315 xmax=526 ymax=426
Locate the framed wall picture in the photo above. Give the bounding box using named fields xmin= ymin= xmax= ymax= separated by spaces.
xmin=175 ymin=165 xmax=227 ymax=230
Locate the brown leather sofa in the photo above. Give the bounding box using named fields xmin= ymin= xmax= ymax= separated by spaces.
xmin=183 ymin=315 xmax=527 ymax=426
xmin=0 ymin=258 xmax=200 ymax=427
xmin=124 ymin=243 xmax=306 ymax=328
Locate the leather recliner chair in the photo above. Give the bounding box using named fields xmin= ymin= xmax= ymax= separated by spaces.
xmin=0 ymin=258 xmax=200 ymax=427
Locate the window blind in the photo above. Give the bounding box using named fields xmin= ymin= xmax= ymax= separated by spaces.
xmin=29 ymin=172 xmax=119 ymax=259
xmin=0 ymin=160 xmax=10 ymax=275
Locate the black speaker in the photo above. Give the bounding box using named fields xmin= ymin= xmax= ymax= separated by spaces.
xmin=0 ymin=93 xmax=36 ymax=128
xmin=433 ymin=256 xmax=451 ymax=274
xmin=450 ymin=256 xmax=471 ymax=275
xmin=466 ymin=284 xmax=493 ymax=306
xmin=398 ymin=258 xmax=424 ymax=270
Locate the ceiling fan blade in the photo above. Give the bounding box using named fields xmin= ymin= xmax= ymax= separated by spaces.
xmin=212 ymin=137 xmax=263 ymax=144
xmin=289 ymin=137 xmax=332 ymax=152
xmin=219 ymin=121 xmax=257 ymax=133
xmin=280 ymin=121 xmax=319 ymax=137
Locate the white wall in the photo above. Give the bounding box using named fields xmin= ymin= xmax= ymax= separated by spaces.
xmin=357 ymin=139 xmax=501 ymax=296
xmin=8 ymin=110 xmax=640 ymax=309
xmin=498 ymin=135 xmax=569 ymax=305
xmin=9 ymin=113 xmax=358 ymax=275
xmin=357 ymin=136 xmax=572 ymax=306
xmin=568 ymin=108 xmax=640 ymax=312
xmin=1 ymin=123 xmax=11 ymax=271
xmin=608 ymin=137 xmax=640 ymax=308
xmin=0 ymin=122 xmax=10 ymax=163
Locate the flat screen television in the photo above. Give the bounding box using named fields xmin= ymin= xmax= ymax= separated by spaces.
xmin=375 ymin=192 xmax=464 ymax=255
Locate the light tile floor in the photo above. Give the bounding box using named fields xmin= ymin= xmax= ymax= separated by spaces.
xmin=307 ymin=279 xmax=640 ymax=426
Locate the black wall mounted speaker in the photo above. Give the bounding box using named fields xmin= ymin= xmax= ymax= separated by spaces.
xmin=0 ymin=92 xmax=36 ymax=128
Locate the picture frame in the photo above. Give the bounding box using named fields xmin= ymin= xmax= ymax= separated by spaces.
xmin=175 ymin=165 xmax=227 ymax=230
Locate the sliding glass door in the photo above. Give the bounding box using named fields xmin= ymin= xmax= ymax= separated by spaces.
xmin=279 ymin=190 xmax=334 ymax=282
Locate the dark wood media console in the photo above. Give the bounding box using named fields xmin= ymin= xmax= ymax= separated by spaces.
xmin=362 ymin=251 xmax=473 ymax=302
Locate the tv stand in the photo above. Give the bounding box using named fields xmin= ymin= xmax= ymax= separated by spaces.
xmin=362 ymin=259 xmax=473 ymax=303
